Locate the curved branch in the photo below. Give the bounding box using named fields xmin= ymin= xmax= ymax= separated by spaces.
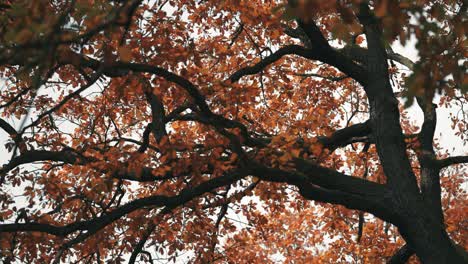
xmin=251 ymin=162 xmax=395 ymax=223
xmin=0 ymin=150 xmax=81 ymax=177
xmin=57 ymin=52 xmax=214 ymax=115
xmin=296 ymin=19 xmax=368 ymax=84
xmin=229 ymin=44 xmax=311 ymax=83
xmin=128 ymin=223 xmax=156 ymax=264
xmin=128 ymin=207 xmax=171 ymax=264
xmin=55 ymin=51 xmax=265 ymax=149
xmin=387 ymin=51 xmax=415 ymax=70
xmin=142 ymin=77 xmax=167 ymax=143
xmin=0 ymin=169 xmax=249 ymax=236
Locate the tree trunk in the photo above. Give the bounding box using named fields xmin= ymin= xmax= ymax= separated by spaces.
xmin=395 ymin=199 xmax=466 ymax=264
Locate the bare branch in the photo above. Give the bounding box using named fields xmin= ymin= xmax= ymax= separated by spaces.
xmin=20 ymin=70 xmax=103 ymax=134
xmin=229 ymin=45 xmax=311 ymax=83
xmin=128 ymin=208 xmax=170 ymax=264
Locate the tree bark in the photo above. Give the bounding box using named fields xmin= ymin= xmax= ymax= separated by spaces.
xmin=387 ymin=244 xmax=412 ymax=264
xmin=355 ymin=3 xmax=467 ymax=262
xmin=394 ymin=200 xmax=464 ymax=263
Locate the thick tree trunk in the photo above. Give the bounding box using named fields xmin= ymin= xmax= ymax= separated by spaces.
xmin=394 ymin=199 xmax=466 ymax=264
xmin=368 ymin=94 xmax=466 ymax=263
xmin=363 ymin=65 xmax=466 ymax=263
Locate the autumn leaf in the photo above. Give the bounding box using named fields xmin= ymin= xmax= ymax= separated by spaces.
xmin=118 ymin=46 xmax=133 ymax=62
xmin=0 ymin=1 xmax=465 ymax=263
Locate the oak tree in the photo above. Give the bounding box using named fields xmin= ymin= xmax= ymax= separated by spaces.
xmin=0 ymin=0 xmax=467 ymax=263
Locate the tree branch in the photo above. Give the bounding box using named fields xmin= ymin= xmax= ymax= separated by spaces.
xmin=230 ymin=19 xmax=367 ymax=85
xmin=0 ymin=169 xmax=249 ymax=236
xmin=317 ymin=121 xmax=371 ymax=151
xmin=296 ymin=19 xmax=368 ymax=85
xmin=415 ymin=98 xmax=444 ymax=224
xmin=128 ymin=208 xmax=171 ymax=264
xmin=55 ymin=51 xmax=268 ymax=150
xmin=387 ymin=244 xmax=413 ymax=264
xmin=356 ymin=2 xmax=420 ymax=192
xmin=251 ymin=162 xmax=395 ymax=223
xmin=20 ymin=69 xmax=103 ymax=134
xmin=141 ymin=77 xmax=167 ymax=143
xmin=229 ymin=44 xmax=312 ymax=83
xmin=0 ymin=118 xmax=17 ymax=136
xmin=0 ymin=150 xmax=81 ymax=177
xmin=437 ymin=155 xmax=468 ymax=168
xmin=0 ymin=118 xmax=26 ymax=153
xmin=0 ymin=148 xmax=192 ymax=183
xmin=128 ymin=223 xmax=156 ymax=264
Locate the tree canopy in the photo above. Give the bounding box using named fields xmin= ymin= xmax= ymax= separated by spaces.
xmin=0 ymin=0 xmax=467 ymax=263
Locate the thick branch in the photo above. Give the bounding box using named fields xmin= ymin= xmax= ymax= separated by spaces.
xmin=437 ymin=155 xmax=468 ymax=168
xmin=230 ymin=22 xmax=367 ymax=85
xmin=356 ymin=4 xmax=464 ymax=263
xmin=292 ymin=159 xmax=385 ymax=197
xmin=0 ymin=150 xmax=81 ymax=177
xmin=318 ymin=121 xmax=371 ymax=151
xmin=416 ymin=98 xmax=444 ymax=224
xmin=141 ymin=77 xmax=167 ymax=143
xmin=229 ymin=45 xmax=311 ymax=83
xmin=357 ymin=2 xmax=419 ymax=192
xmin=297 ymin=19 xmax=368 ymax=85
xmin=251 ymin=162 xmax=395 ymax=223
xmin=387 ymin=51 xmax=415 ymax=70
xmin=389 ymin=242 xmax=468 ymax=264
xmin=0 ymin=118 xmax=17 ymax=136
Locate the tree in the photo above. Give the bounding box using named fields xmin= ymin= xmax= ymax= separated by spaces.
xmin=0 ymin=0 xmax=466 ymax=263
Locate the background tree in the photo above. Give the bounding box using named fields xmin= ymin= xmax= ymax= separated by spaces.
xmin=0 ymin=0 xmax=466 ymax=263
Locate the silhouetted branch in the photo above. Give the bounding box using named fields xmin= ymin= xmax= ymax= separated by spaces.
xmin=387 ymin=244 xmax=413 ymax=264
xmin=437 ymin=155 xmax=468 ymax=168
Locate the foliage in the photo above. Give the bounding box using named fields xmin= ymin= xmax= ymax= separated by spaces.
xmin=0 ymin=0 xmax=466 ymax=263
